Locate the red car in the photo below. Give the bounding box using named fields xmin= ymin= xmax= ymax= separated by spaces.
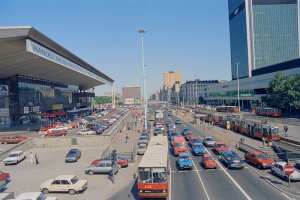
xmin=0 ymin=171 xmax=10 ymax=182
xmin=244 ymin=151 xmax=275 ymax=169
xmin=184 ymin=132 xmax=194 ymax=141
xmin=202 ymin=154 xmax=217 ymax=169
xmin=0 ymin=135 xmax=28 ymax=144
xmin=40 ymin=125 xmax=55 ymax=131
xmin=213 ymin=142 xmax=229 ymax=155
xmin=44 ymin=130 xmax=67 ymax=137
xmin=91 ymin=156 xmax=128 ymax=167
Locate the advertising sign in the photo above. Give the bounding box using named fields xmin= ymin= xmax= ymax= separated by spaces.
xmin=124 ymin=98 xmax=134 ymax=105
xmin=134 ymin=98 xmax=139 ymax=104
xmin=52 ymin=104 xmax=63 ymax=110
xmin=0 ymin=108 xmax=9 ymax=116
xmin=0 ymin=85 xmax=8 ymax=96
xmin=24 ymin=107 xmax=29 ymax=114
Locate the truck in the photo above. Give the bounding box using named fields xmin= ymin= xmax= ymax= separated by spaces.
xmin=155 ymin=110 xmax=164 ymax=120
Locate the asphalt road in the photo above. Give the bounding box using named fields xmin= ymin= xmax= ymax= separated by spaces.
xmin=170 ymin=115 xmax=296 ymax=200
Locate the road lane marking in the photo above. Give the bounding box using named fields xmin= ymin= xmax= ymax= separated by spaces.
xmin=281 ymin=192 xmax=293 ymax=200
xmin=169 ymin=158 xmax=172 ymax=200
xmin=179 ymin=119 xmax=253 ymax=200
xmin=190 ymin=159 xmax=211 ymax=200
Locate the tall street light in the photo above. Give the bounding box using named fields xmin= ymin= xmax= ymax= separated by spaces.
xmin=236 ymin=62 xmax=240 ymax=112
xmin=138 ymin=29 xmax=148 ymax=130
xmin=195 ymin=75 xmax=198 ymax=106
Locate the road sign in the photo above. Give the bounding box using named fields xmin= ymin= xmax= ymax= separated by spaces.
xmin=134 ymin=98 xmax=138 ymax=104
xmin=284 ymin=165 xmax=295 ymax=175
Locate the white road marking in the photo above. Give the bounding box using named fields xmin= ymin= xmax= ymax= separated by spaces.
xmin=281 ymin=192 xmax=293 ymax=200
xmin=169 ymin=158 xmax=172 ymax=200
xmin=190 ymin=159 xmax=211 ymax=200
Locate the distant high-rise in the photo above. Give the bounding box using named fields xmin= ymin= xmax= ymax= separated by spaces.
xmin=163 ymin=71 xmax=183 ymax=89
xmin=228 ymin=0 xmax=300 ymax=80
xmin=122 ymin=87 xmax=141 ymax=102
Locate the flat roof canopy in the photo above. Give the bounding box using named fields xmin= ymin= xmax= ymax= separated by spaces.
xmin=0 ymin=26 xmax=113 ymax=90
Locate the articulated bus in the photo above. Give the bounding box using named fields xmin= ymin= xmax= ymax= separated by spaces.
xmin=138 ymin=136 xmax=169 ymax=199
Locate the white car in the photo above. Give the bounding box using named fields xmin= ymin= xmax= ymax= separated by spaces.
xmin=3 ymin=151 xmax=26 ymax=165
xmin=40 ymin=175 xmax=88 ymax=195
xmin=271 ymin=162 xmax=300 ymax=181
xmin=78 ymin=129 xmax=96 ymax=135
xmin=15 ymin=192 xmax=57 ymax=200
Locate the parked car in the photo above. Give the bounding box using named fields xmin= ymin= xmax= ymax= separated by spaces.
xmin=213 ymin=142 xmax=229 ymax=155
xmin=244 ymin=151 xmax=275 ymax=169
xmin=175 ymin=119 xmax=182 ymax=124
xmin=78 ymin=128 xmax=96 ymax=135
xmin=202 ymin=154 xmax=217 ymax=169
xmin=271 ymin=162 xmax=300 ymax=181
xmin=85 ymin=160 xmax=119 ymax=175
xmin=65 ymin=149 xmax=81 ymax=163
xmin=3 ymin=150 xmax=26 ymax=165
xmin=91 ymin=156 xmax=129 ymax=167
xmin=40 ymin=175 xmax=88 ymax=195
xmin=191 ymin=141 xmax=206 ymax=156
xmin=137 ymin=143 xmax=147 ymax=155
xmin=0 ymin=135 xmax=28 ymax=144
xmin=221 ymin=150 xmax=245 ymax=169
xmin=15 ymin=192 xmax=57 ymax=200
xmin=45 ymin=130 xmax=67 ymax=137
xmin=0 ymin=171 xmax=10 ymax=182
xmin=177 ymin=153 xmax=193 ymax=170
xmin=203 ymin=136 xmax=216 ymax=147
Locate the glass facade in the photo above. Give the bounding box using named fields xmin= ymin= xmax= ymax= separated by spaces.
xmin=228 ymin=0 xmax=250 ymax=80
xmin=253 ymin=3 xmax=299 ymax=69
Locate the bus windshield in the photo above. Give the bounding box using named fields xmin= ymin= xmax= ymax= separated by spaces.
xmin=152 ymin=168 xmax=167 ymax=183
xmin=139 ymin=170 xmax=151 ymax=183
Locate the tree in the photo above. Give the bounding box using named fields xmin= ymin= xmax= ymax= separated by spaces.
xmin=262 ymin=72 xmax=300 ymax=112
xmin=94 ymin=96 xmax=121 ymax=105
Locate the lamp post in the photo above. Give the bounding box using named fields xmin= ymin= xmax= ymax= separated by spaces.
xmin=138 ymin=29 xmax=148 ymax=130
xmin=236 ymin=62 xmax=240 ymax=112
xmin=195 ymin=75 xmax=198 ymax=106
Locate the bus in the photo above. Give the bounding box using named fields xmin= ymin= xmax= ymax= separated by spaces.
xmin=172 ymin=136 xmax=188 ymax=156
xmin=138 ymin=136 xmax=169 ymax=199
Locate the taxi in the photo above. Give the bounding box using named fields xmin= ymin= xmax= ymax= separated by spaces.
xmin=202 ymin=154 xmax=217 ymax=169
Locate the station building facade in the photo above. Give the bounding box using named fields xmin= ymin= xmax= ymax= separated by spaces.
xmin=0 ymin=26 xmax=113 ymax=129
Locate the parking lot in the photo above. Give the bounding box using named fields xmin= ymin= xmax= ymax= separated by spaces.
xmin=2 ymin=146 xmax=137 ymax=200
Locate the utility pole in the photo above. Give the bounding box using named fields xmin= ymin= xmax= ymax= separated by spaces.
xmin=138 ymin=29 xmax=148 ymax=130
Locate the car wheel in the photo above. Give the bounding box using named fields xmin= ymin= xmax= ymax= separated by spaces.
xmin=88 ymin=170 xmax=94 ymax=175
xmin=42 ymin=188 xmax=49 ymax=194
xmin=69 ymin=189 xmax=76 ymax=195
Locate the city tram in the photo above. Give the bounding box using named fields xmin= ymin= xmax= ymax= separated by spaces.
xmin=137 ymin=136 xmax=169 ymax=199
xmin=252 ymin=107 xmax=282 ymax=118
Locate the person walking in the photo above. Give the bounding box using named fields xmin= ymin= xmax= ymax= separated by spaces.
xmin=284 ymin=125 xmax=288 ymax=137
xmin=35 ymin=153 xmax=39 ymax=165
xmin=262 ymin=136 xmax=266 ymax=148
xmin=125 ymin=133 xmax=129 ymax=144
xmin=29 ymin=152 xmax=34 ymax=165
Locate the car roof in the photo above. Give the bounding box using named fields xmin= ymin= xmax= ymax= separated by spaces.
xmin=179 ymin=153 xmax=190 ymax=157
xmin=203 ymin=153 xmax=213 ymax=158
xmin=139 ymin=143 xmax=147 ymax=147
xmin=276 ymin=161 xmax=287 ymax=166
xmin=55 ymin=175 xmax=76 ymax=180
xmin=204 ymin=136 xmax=213 ymax=139
xmin=250 ymin=151 xmax=265 ymax=155
xmin=16 ymin=192 xmax=43 ymax=199
xmin=10 ymin=150 xmax=23 ymax=154
xmin=223 ymin=150 xmax=237 ymax=155
xmin=193 ymin=142 xmax=203 ymax=145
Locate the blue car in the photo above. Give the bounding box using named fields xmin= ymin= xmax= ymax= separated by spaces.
xmin=221 ymin=150 xmax=245 ymax=169
xmin=177 ymin=153 xmax=193 ymax=170
xmin=191 ymin=142 xmax=206 ymax=156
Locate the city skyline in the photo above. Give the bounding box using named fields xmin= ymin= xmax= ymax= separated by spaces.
xmin=1 ymin=0 xmax=231 ymax=96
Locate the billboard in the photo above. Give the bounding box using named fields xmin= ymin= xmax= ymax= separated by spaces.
xmin=124 ymin=98 xmax=140 ymax=105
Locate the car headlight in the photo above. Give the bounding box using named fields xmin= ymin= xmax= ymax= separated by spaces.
xmin=163 ymin=189 xmax=166 ymax=193
xmin=139 ymin=190 xmax=143 ymax=193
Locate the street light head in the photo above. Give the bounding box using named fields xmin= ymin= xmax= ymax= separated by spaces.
xmin=138 ymin=29 xmax=147 ymax=33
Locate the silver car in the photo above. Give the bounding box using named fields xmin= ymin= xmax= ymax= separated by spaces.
xmin=203 ymin=136 xmax=216 ymax=147
xmin=137 ymin=143 xmax=147 ymax=155
xmin=85 ymin=161 xmax=119 ymax=175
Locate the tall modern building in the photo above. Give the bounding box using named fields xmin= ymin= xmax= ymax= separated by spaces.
xmin=229 ymin=0 xmax=300 ymax=80
xmin=121 ymin=87 xmax=141 ymax=103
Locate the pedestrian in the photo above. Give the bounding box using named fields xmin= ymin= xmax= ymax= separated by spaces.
xmin=240 ymin=137 xmax=245 ymax=144
xmin=125 ymin=133 xmax=129 ymax=143
xmin=262 ymin=136 xmax=266 ymax=148
xmin=35 ymin=153 xmax=39 ymax=165
xmin=29 ymin=152 xmax=34 ymax=165
xmin=284 ymin=125 xmax=288 ymax=137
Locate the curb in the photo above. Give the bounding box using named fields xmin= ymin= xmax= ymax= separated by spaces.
xmin=246 ymin=162 xmax=300 ymax=198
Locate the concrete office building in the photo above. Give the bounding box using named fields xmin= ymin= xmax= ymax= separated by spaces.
xmin=205 ymin=0 xmax=300 ymax=109
xmin=229 ymin=0 xmax=300 ymax=80
xmin=160 ymin=71 xmax=183 ymax=103
xmin=180 ymin=80 xmax=219 ymax=105
xmin=122 ymin=87 xmax=141 ymax=103
xmin=163 ymin=71 xmax=183 ymax=89
xmin=0 ymin=26 xmax=113 ymax=129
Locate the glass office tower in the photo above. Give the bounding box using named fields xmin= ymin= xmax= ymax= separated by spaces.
xmin=228 ymin=0 xmax=300 ymax=80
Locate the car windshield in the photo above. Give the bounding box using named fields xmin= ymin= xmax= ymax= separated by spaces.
xmin=194 ymin=144 xmax=203 ymax=148
xmin=139 ymin=146 xmax=146 ymax=149
xmin=175 ymin=142 xmax=185 ymax=148
xmin=9 ymin=154 xmax=18 ymax=157
xmin=256 ymin=153 xmax=269 ymax=159
xmin=205 ymin=157 xmax=216 ymax=161
xmin=171 ymin=132 xmax=179 ymax=136
xmin=217 ymin=144 xmax=226 ymax=148
xmin=227 ymin=153 xmax=239 ymax=159
xmin=70 ymin=176 xmax=79 ymax=184
xmin=206 ymin=138 xmax=214 ymax=141
xmin=69 ymin=151 xmax=77 ymax=154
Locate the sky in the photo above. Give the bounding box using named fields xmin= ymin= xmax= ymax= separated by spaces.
xmin=1 ymin=0 xmax=231 ymax=96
